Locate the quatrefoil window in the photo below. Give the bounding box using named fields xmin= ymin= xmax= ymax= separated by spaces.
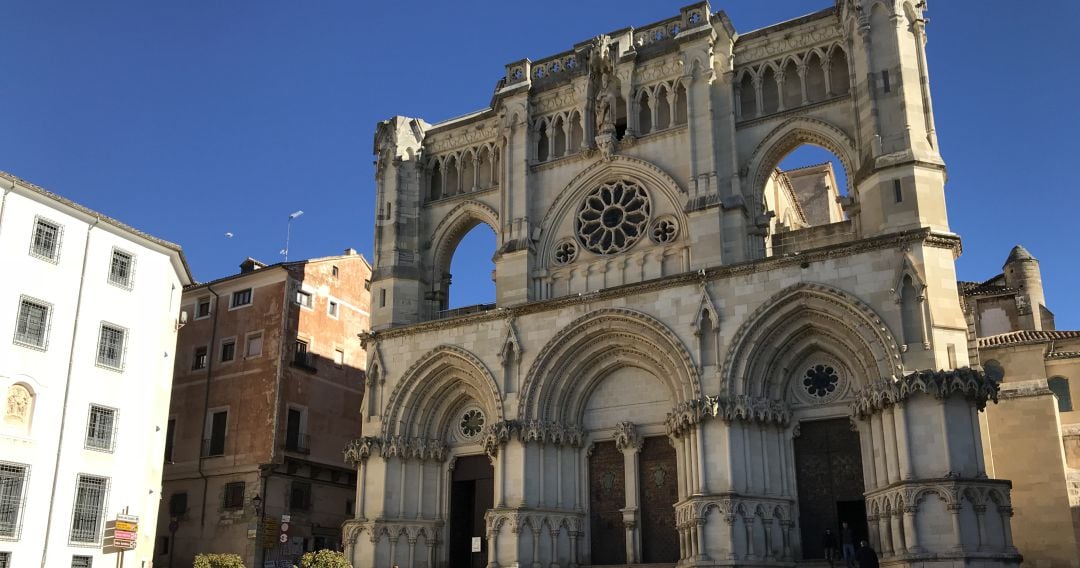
xmin=459 ymin=408 xmax=485 ymax=439
xmin=553 ymin=240 xmax=578 ymax=265
xmin=689 ymin=12 xmax=701 ymax=24
xmin=576 ymin=181 xmax=651 ymax=255
xmin=566 ymin=57 xmax=577 ymax=69
xmin=512 ymin=68 xmax=523 ymax=80
xmin=650 ymin=217 xmax=679 ymax=244
xmin=804 ymin=365 xmax=839 ymax=398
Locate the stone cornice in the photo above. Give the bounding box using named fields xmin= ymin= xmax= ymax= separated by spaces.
xmin=850 ymin=367 xmax=999 ymax=419
xmin=366 ymin=228 xmax=962 ymax=341
xmin=667 ymin=395 xmax=791 ymax=437
xmin=480 ymin=420 xmax=586 ymax=456
xmin=343 ymin=435 xmax=448 ymax=464
xmin=995 ymin=378 xmax=1052 ymax=400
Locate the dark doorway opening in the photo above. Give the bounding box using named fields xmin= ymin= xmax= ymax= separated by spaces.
xmin=449 ymin=455 xmax=494 ymax=568
xmin=793 ymin=418 xmax=868 ymax=560
xmin=639 ymin=436 xmax=679 ymax=563
xmin=589 ymin=441 xmax=626 ymax=564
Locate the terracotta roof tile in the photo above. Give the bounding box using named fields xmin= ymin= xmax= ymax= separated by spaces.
xmin=978 ymin=330 xmax=1080 ymax=348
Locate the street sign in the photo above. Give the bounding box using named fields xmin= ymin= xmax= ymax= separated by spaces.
xmin=281 ymin=514 xmax=291 ymax=523
xmin=114 ymin=529 xmax=137 ymax=540
xmin=471 ymin=537 xmax=482 ymax=552
xmin=116 ymin=520 xmax=137 ymax=532
xmin=103 ymin=514 xmax=139 ymax=553
xmin=279 ymin=533 xmax=289 ymax=543
xmin=280 ymin=522 xmax=289 ymax=532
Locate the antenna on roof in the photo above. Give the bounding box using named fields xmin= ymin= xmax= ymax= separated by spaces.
xmin=283 ymin=210 xmax=304 ymax=261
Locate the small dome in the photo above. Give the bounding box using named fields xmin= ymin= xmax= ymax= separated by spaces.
xmin=1004 ymin=245 xmax=1036 ymax=266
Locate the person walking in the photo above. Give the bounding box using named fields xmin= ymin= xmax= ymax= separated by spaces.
xmin=840 ymin=522 xmax=857 ymax=568
xmin=822 ymin=528 xmax=839 ymax=566
xmin=855 ymin=540 xmax=880 ymax=568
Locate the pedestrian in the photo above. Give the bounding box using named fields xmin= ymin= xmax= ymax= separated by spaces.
xmin=822 ymin=528 xmax=839 ymax=566
xmin=855 ymin=539 xmax=879 ymax=568
xmin=841 ymin=522 xmax=856 ymax=568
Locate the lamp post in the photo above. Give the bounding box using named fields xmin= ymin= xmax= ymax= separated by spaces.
xmin=283 ymin=210 xmax=304 ymax=261
xmin=252 ymin=494 xmax=264 ymax=567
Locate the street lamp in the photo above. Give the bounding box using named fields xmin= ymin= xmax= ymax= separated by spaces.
xmin=283 ymin=210 xmax=304 ymax=261
xmin=252 ymin=493 xmax=263 ymax=515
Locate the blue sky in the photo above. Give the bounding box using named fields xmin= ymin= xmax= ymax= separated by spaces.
xmin=2 ymin=1 xmax=1078 ymax=327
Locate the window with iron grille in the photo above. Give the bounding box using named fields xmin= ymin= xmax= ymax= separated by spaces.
xmin=14 ymin=296 xmax=51 ymax=350
xmin=168 ymin=492 xmax=187 ymax=516
xmin=84 ymin=405 xmax=117 ymax=452
xmin=222 ymin=481 xmax=245 ymax=510
xmin=108 ymin=248 xmax=135 ymax=289
xmin=230 ymin=288 xmax=252 ymax=308
xmin=0 ymin=462 xmax=29 ymax=539
xmin=71 ymin=555 xmax=92 ymax=568
xmin=30 ymin=216 xmax=63 ymax=262
xmin=220 ymin=340 xmax=235 ymax=363
xmin=0 ymin=551 xmax=10 ymax=567
xmin=96 ymin=323 xmax=126 ymax=371
xmin=289 ymin=481 xmax=311 ymax=511
xmin=70 ymin=474 xmax=109 ymax=544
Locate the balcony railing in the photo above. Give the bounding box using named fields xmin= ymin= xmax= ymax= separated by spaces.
xmin=285 ymin=433 xmax=310 ymax=454
xmin=435 ymin=303 xmax=496 ymax=320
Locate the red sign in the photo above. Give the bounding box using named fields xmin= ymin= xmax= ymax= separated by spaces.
xmin=114 ymin=530 xmax=137 ymax=540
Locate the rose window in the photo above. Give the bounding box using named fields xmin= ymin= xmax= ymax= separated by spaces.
xmin=650 ymin=217 xmax=679 ymax=244
xmin=576 ymin=181 xmax=651 ymax=255
xmin=803 ymin=364 xmax=840 ymax=398
xmin=553 ymin=240 xmax=578 ymax=265
xmin=459 ymin=408 xmax=485 ymax=439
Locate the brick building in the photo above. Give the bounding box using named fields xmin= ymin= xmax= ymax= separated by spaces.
xmin=155 ymin=250 xmax=370 ymax=568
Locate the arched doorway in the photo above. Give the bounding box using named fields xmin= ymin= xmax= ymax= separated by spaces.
xmin=449 ymin=455 xmax=494 ymax=568
xmin=793 ymin=418 xmax=868 ymax=560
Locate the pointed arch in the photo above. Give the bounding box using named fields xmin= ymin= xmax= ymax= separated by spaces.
xmin=745 ymin=116 xmax=857 ymax=200
xmin=521 ymin=308 xmax=701 ymax=423
xmin=428 ymin=200 xmax=500 ymax=305
xmin=381 ymin=345 xmax=503 ymax=439
xmin=674 ymin=81 xmax=688 ymax=125
xmin=721 ymin=283 xmax=903 ymax=400
xmin=637 ymin=88 xmax=653 ymax=134
xmin=568 ymin=111 xmax=584 ymax=152
xmin=656 ymin=83 xmax=672 ymax=130
xmin=444 ymin=154 xmax=460 ymax=195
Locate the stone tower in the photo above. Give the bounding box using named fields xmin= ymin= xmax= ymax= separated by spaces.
xmin=348 ymin=2 xmax=1021 ymax=566
xmin=1002 ymin=245 xmax=1049 ymax=331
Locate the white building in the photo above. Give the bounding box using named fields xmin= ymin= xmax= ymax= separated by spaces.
xmin=0 ymin=171 xmax=191 ymax=567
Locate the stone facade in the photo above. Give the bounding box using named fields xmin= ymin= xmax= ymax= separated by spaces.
xmin=963 ymin=246 xmax=1080 ymax=567
xmin=347 ymin=2 xmax=1020 ymax=566
xmin=156 ymin=251 xmax=370 ymax=567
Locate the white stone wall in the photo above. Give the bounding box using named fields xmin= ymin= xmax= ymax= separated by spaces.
xmin=0 ymin=176 xmax=187 ymax=567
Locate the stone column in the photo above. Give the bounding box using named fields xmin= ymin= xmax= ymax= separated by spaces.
xmin=407 ymin=536 xmax=417 ymax=568
xmin=752 ymin=76 xmax=764 ymax=118
xmin=903 ymin=506 xmax=921 ymax=554
xmin=822 ymin=55 xmax=833 ymax=96
xmin=775 ymin=70 xmax=787 ymax=112
xmin=615 ymin=421 xmax=644 ymax=563
xmin=867 ymin=514 xmax=881 ymax=553
xmin=696 ymin=519 xmax=709 ymax=562
xmin=726 ymin=513 xmax=739 ymax=560
xmin=797 ymin=63 xmax=809 ymax=104
xmin=949 ymin=503 xmax=964 ymax=551
xmin=531 ymin=525 xmax=542 ymax=568
xmin=894 ymin=403 xmax=914 ymax=480
xmin=569 ymin=530 xmax=580 ymax=568
xmin=744 ymin=517 xmax=756 ymax=560
xmin=891 ymin=510 xmax=906 ymax=556
xmin=549 ymin=528 xmax=560 ymax=568
xmin=762 ymin=518 xmax=774 ymax=560
xmin=486 ymin=526 xmax=499 ymax=568
xmin=974 ymin=505 xmax=987 ymax=551
xmin=878 ymin=514 xmax=892 ymax=556
xmin=388 ymin=533 xmax=399 ymax=568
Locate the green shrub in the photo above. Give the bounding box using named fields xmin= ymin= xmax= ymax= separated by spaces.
xmin=299 ymin=549 xmax=352 ymax=568
xmin=192 ymin=553 xmax=246 ymax=568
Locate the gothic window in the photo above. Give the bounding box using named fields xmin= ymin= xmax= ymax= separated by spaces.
xmin=900 ymin=275 xmax=922 ymax=345
xmin=782 ymin=59 xmax=801 ymax=109
xmin=828 ymin=46 xmax=850 ymax=95
xmin=576 ymin=181 xmax=651 ymax=255
xmin=656 ymin=85 xmax=671 ymax=130
xmin=649 ymin=217 xmax=678 ymax=244
xmin=674 ymin=82 xmax=688 ymax=125
xmin=553 ymin=115 xmax=567 ymax=157
xmin=739 ymin=73 xmax=757 ymax=119
xmin=803 ymin=364 xmax=839 ymax=398
xmin=569 ymin=112 xmax=583 ymax=152
xmin=805 ymin=52 xmax=827 ymax=101
xmin=460 ymin=152 xmax=476 ymax=192
xmin=698 ymin=310 xmax=716 ymax=367
xmin=537 ymin=121 xmax=550 ymax=162
xmin=553 ymin=239 xmax=578 ymax=265
xmin=637 ymin=90 xmax=653 ymax=134
xmin=477 ymin=147 xmax=492 ymax=188
xmin=444 ymin=155 xmax=460 ymax=195
xmin=459 ymin=408 xmax=485 ymax=439
xmin=761 ymin=66 xmax=780 ymax=115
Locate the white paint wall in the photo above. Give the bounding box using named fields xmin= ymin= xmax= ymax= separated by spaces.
xmin=0 ymin=178 xmax=188 ymax=567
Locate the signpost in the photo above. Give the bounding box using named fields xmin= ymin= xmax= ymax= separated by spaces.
xmin=104 ymin=513 xmax=139 ymax=567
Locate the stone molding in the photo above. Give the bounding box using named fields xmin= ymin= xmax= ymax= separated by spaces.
xmin=486 ymin=508 xmax=585 ymax=536
xmin=342 ymin=518 xmax=443 ymax=546
xmin=666 ymin=395 xmax=791 ymax=437
xmin=366 ymin=228 xmax=962 ymax=341
xmin=479 ymin=419 xmax=586 ymax=456
xmin=343 ymin=435 xmax=448 ymax=464
xmin=613 ymin=421 xmax=644 ymax=451
xmin=675 ymin=493 xmax=794 ymax=525
xmin=864 ymin=477 xmax=1014 ymax=518
xmin=995 ymin=378 xmax=1052 ymax=400
xmin=850 ymin=367 xmax=1000 ymax=418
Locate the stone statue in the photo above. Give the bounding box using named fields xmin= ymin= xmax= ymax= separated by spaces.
xmin=4 ymin=384 xmax=32 ymax=427
xmin=595 ymin=74 xmax=617 ymax=133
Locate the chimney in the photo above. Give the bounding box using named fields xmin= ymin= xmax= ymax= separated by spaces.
xmin=239 ymin=257 xmax=267 ymax=274
xmin=344 ymin=248 xmax=358 ymax=256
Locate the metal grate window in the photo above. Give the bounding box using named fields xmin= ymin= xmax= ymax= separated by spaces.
xmin=0 ymin=552 xmax=10 ymax=568
xmin=70 ymin=474 xmax=109 ymax=544
xmin=222 ymin=481 xmax=245 ymax=510
xmin=96 ymin=323 xmax=126 ymax=371
xmin=71 ymin=555 xmax=92 ymax=568
xmin=108 ymin=248 xmax=135 ymax=289
xmin=84 ymin=405 xmax=117 ymax=452
xmin=14 ymin=296 xmax=51 ymax=349
xmin=0 ymin=462 xmax=29 ymax=539
xmin=30 ymin=217 xmax=63 ymax=262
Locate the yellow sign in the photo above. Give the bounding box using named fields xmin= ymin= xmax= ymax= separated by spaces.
xmin=115 ymin=520 xmax=138 ymax=532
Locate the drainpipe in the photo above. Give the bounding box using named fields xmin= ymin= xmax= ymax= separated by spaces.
xmin=196 ymin=285 xmax=221 ymax=528
xmin=40 ymin=217 xmax=99 ymax=568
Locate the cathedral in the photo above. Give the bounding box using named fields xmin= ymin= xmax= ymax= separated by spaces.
xmin=344 ymin=1 xmax=1024 ymax=566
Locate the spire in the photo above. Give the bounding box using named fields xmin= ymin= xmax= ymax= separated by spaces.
xmin=1004 ymin=245 xmax=1036 ymax=267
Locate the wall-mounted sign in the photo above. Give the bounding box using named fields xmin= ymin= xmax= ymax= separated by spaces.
xmin=471 ymin=536 xmax=482 ymax=553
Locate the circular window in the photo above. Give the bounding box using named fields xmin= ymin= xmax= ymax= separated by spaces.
xmin=553 ymin=239 xmax=578 ymax=265
xmin=650 ymin=217 xmax=679 ymax=244
xmin=576 ymin=180 xmax=651 ymax=255
xmin=459 ymin=408 xmax=485 ymax=439
xmin=803 ymin=364 xmax=839 ymax=398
